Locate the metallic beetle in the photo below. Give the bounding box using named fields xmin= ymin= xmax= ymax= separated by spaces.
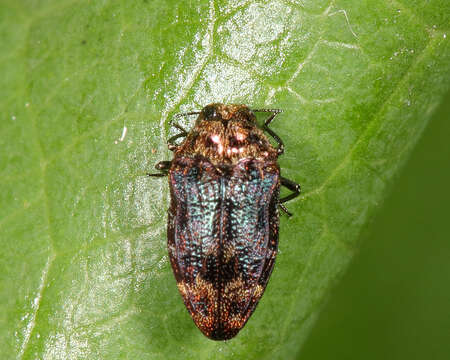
xmin=149 ymin=103 xmax=300 ymax=340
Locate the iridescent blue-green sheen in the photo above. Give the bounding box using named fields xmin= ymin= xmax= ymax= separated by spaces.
xmin=167 ymin=155 xmax=280 ymax=340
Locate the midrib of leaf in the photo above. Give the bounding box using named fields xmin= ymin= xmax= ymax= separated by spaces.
xmin=17 ymin=40 xmax=57 ymax=359
xmin=157 ymin=0 xmax=216 ymax=133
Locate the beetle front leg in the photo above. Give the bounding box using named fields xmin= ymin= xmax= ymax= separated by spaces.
xmin=147 ymin=161 xmax=172 ymax=177
xmin=252 ymin=108 xmax=284 ymax=155
xmin=167 ymin=123 xmax=188 ymax=151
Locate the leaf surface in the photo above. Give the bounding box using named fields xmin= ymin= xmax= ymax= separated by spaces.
xmin=0 ymin=0 xmax=448 ymax=359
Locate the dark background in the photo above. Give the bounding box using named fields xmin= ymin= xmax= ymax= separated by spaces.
xmin=299 ymin=91 xmax=450 ymax=360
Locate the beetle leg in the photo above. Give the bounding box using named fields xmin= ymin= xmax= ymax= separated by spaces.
xmin=172 ymin=123 xmax=188 ymax=133
xmin=152 ymin=111 xmax=199 ymax=173
xmin=278 ymin=176 xmax=301 ymax=216
xmin=168 ymin=123 xmax=188 ymax=151
xmin=280 ymin=176 xmax=301 ymax=203
xmin=174 ymin=111 xmax=201 ymax=119
xmin=279 ymin=203 xmax=293 ymax=217
xmin=252 ymin=108 xmax=284 ymax=155
xmin=168 ymin=111 xmax=198 ymax=150
xmin=147 ymin=160 xmax=172 ymax=177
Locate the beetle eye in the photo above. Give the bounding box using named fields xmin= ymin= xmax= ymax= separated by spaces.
xmin=202 ymin=105 xmax=220 ymax=121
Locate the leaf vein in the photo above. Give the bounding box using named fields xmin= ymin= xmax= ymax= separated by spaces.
xmin=300 ymin=32 xmax=438 ymax=202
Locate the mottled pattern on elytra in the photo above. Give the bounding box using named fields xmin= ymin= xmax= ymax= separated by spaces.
xmin=168 ymin=156 xmax=280 ymax=340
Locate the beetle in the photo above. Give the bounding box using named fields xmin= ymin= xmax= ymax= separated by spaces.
xmin=149 ymin=103 xmax=300 ymax=340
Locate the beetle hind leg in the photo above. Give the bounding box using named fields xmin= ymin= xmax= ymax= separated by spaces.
xmin=278 ymin=176 xmax=301 ymax=216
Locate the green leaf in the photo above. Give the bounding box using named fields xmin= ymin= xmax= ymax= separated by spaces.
xmin=0 ymin=0 xmax=448 ymax=359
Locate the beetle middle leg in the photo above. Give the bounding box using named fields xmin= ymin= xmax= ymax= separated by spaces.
xmin=147 ymin=161 xmax=172 ymax=177
xmin=278 ymin=176 xmax=301 ymax=217
xmin=252 ymin=108 xmax=284 ymax=155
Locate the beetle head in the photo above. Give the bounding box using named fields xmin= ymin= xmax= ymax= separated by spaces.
xmin=198 ymin=103 xmax=256 ymax=126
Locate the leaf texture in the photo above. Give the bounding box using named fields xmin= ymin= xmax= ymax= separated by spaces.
xmin=0 ymin=0 xmax=448 ymax=359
